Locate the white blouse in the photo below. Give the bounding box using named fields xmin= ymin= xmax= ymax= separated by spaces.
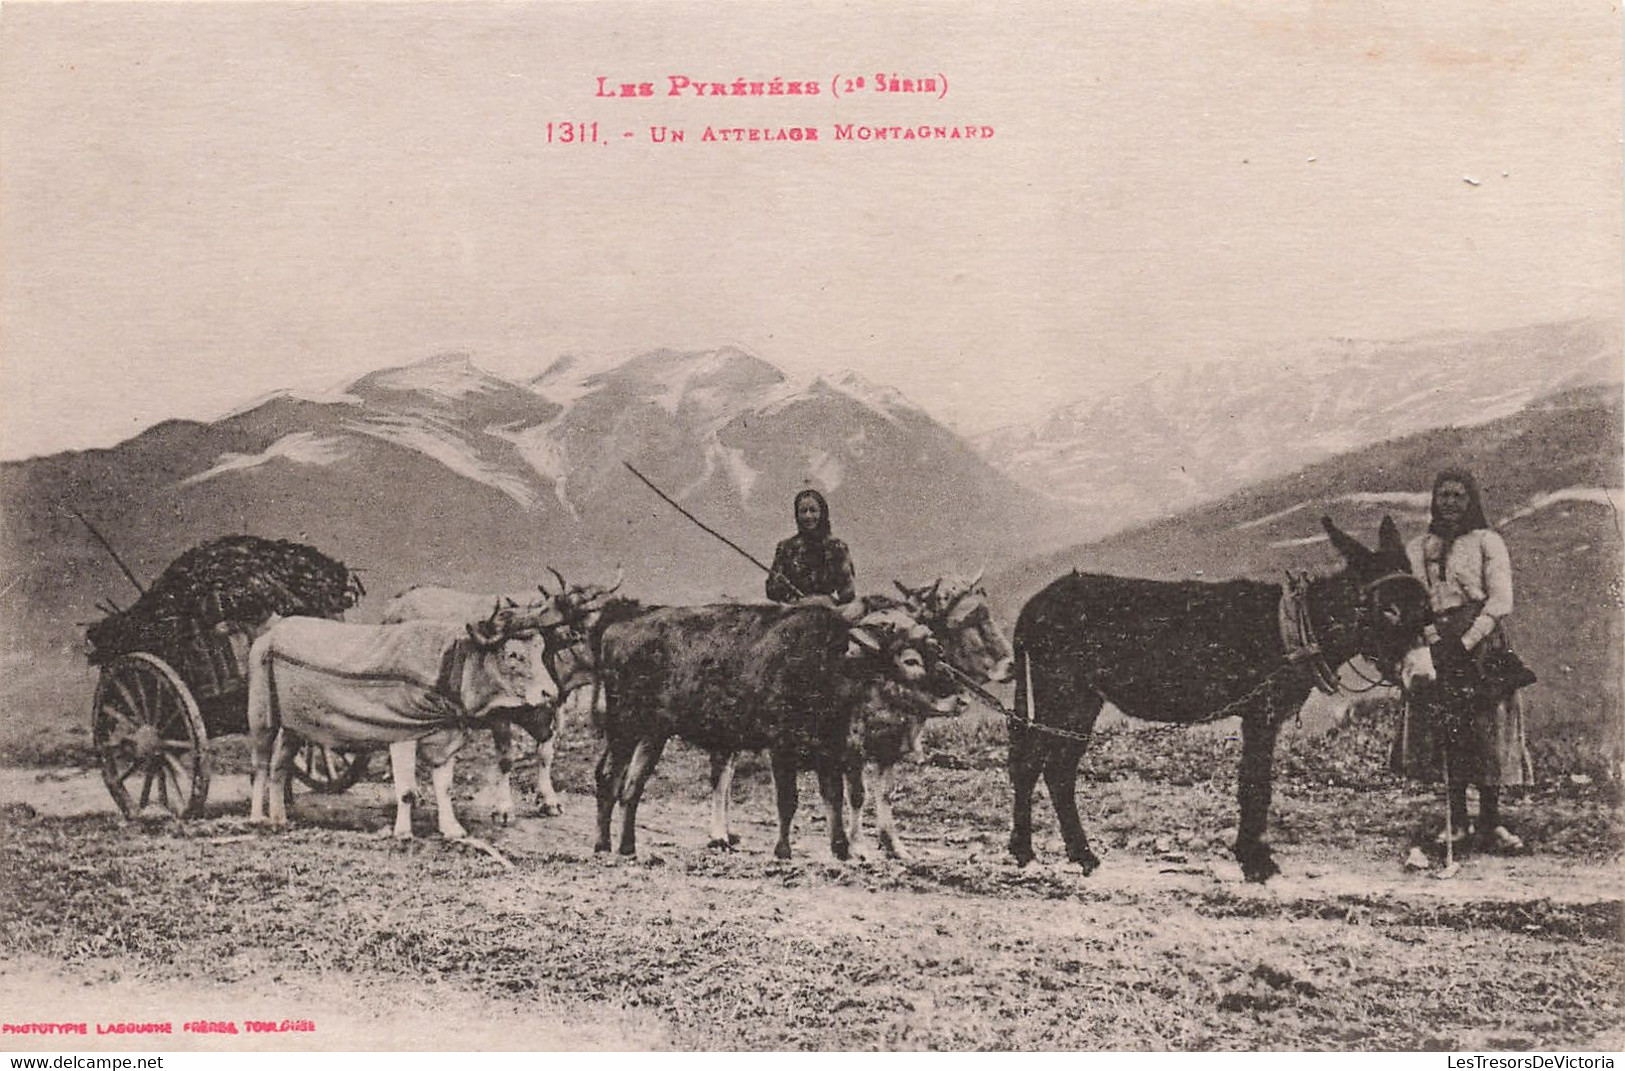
xmin=1406 ymin=529 xmax=1514 ymax=651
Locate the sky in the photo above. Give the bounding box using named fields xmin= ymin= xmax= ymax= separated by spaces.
xmin=1 ymin=1 xmax=1619 ymax=460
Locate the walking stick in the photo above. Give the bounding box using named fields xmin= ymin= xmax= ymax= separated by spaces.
xmin=1436 ymin=748 xmax=1460 ymax=880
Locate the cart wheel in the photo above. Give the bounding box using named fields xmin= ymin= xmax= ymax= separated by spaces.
xmin=291 ymin=742 xmax=369 ymax=793
xmin=93 ymin=653 xmax=210 ymax=819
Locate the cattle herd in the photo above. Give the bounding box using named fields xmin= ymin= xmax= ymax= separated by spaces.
xmin=242 ymin=517 xmax=1436 ymax=883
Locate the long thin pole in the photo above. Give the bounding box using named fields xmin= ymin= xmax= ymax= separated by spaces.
xmin=621 ymin=461 xmax=804 ymax=599
xmin=68 ymin=506 xmax=145 ymax=596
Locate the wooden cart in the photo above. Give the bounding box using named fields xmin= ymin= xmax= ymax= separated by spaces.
xmin=91 ymin=617 xmax=368 ymax=818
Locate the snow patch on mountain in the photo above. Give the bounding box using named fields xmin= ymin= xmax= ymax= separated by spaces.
xmin=181 ymin=432 xmax=352 ymax=485
xmin=489 ymin=424 xmax=577 ymax=518
xmin=1503 ymin=488 xmax=1623 ymax=527
xmin=805 ymin=449 xmax=845 ymax=492
xmin=344 ymin=414 xmax=540 ymax=509
xmin=219 ymin=388 xmax=363 ymax=420
xmin=363 ymin=354 xmax=506 ymax=399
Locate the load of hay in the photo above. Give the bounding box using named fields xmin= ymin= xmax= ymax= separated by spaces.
xmin=86 ymin=535 xmax=365 ymax=670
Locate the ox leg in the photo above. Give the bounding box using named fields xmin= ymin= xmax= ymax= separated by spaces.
xmin=616 ymin=737 xmax=666 ymax=857
xmin=430 ymin=754 xmax=467 ymax=840
xmin=1235 ymin=711 xmax=1283 ymax=882
xmin=489 ymin=719 xmax=516 ymax=827
xmin=266 ymin=729 xmax=300 ymax=828
xmin=516 ymin=704 xmax=563 ymax=817
xmin=594 ymin=739 xmax=635 ymax=854
xmin=1045 ymin=743 xmax=1099 ymax=874
xmin=246 ymin=651 xmax=274 ymax=825
xmin=770 ymin=751 xmax=800 ymax=860
xmin=390 ymin=740 xmax=420 ymax=839
xmin=844 ymin=762 xmax=867 ymax=852
xmin=816 ymin=760 xmax=851 ymax=862
xmin=535 ymin=736 xmax=562 ymax=817
xmin=707 ymin=751 xmax=740 ymax=850
xmin=873 ymin=762 xmax=913 ymax=861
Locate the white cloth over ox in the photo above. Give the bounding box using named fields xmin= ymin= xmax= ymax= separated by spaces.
xmin=256 ymin=617 xmax=494 ymax=764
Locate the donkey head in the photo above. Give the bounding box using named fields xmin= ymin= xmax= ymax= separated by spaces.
xmin=1319 ymin=516 xmax=1435 ymax=689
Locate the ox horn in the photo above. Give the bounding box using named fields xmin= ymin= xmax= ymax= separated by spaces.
xmin=548 ymin=566 xmax=568 ymax=595
xmin=602 ymin=565 xmax=625 ymax=597
xmin=966 ymin=567 xmax=985 ymax=590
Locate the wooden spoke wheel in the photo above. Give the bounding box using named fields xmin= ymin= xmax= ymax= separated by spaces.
xmin=92 ymin=653 xmax=210 ymax=819
xmin=290 ymin=742 xmax=369 ymax=794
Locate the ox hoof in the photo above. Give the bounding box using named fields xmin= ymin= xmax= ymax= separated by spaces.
xmin=393 ymin=829 xmax=415 ymax=841
xmin=706 ymin=838 xmax=735 ymax=852
xmin=1009 ymin=840 xmax=1036 ymax=868
xmin=540 ymin=803 xmax=564 ymax=818
xmin=774 ymin=842 xmax=792 ymax=860
xmin=878 ymin=832 xmax=911 ymax=861
xmin=830 ymin=841 xmax=851 ymax=862
xmin=441 ymin=827 xmax=468 ymax=841
xmin=594 ymin=840 xmax=611 ymax=854
xmin=617 ymin=844 xmax=637 ymax=858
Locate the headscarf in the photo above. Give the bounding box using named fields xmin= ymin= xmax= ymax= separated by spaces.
xmin=1427 ymin=468 xmax=1490 ymax=575
xmin=794 ymin=488 xmax=833 ymax=542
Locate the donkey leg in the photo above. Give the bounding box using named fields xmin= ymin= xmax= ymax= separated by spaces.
xmin=1235 ymin=712 xmax=1284 ymax=882
xmin=1045 ymin=743 xmax=1100 ymax=874
xmin=1008 ymin=727 xmax=1044 ymax=867
xmin=873 ymin=762 xmax=911 ymax=861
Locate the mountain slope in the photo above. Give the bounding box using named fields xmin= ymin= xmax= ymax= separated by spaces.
xmin=975 ymin=318 xmax=1622 ymax=537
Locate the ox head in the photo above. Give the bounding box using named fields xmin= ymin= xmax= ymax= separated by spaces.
xmin=893 ymin=569 xmax=1014 ymax=685
xmin=1319 ymin=516 xmax=1436 ymax=692
xmin=465 ymin=603 xmax=566 ymax=709
xmin=845 ymin=606 xmax=965 ymax=716
xmin=533 ymin=567 xmax=627 ymax=697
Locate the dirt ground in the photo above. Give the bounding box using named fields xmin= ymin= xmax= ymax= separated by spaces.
xmin=2 ymin=729 xmax=1621 ymax=1052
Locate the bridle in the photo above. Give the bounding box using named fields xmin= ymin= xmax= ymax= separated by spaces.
xmin=1281 ymin=569 xmax=1432 ymax=694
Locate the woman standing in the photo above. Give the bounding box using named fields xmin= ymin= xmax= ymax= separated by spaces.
xmin=1397 ymin=468 xmax=1535 ymax=854
xmin=766 ymin=489 xmax=856 ymax=608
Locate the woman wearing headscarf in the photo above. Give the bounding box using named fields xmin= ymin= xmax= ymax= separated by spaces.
xmin=1396 ymin=468 xmax=1535 ymax=854
xmin=766 ymin=489 xmax=856 ymax=607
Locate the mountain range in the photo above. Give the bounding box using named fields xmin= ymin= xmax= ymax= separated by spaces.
xmin=974 ymin=318 xmax=1620 ymax=534
xmin=0 ymin=324 xmax=1619 ymax=768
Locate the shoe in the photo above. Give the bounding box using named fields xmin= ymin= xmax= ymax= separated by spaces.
xmin=1478 ymin=825 xmax=1525 ymax=854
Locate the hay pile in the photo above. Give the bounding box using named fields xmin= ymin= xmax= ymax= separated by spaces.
xmin=86 ymin=535 xmax=365 ymax=668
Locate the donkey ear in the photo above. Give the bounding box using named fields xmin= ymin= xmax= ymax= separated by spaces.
xmin=1377 ymin=515 xmax=1405 ymax=558
xmin=1321 ymin=516 xmax=1373 ymax=567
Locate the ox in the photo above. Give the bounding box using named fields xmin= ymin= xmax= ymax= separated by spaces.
xmin=247 ymin=605 xmax=569 ymax=838
xmin=834 ymin=574 xmax=1014 ymax=859
xmin=381 ymin=570 xmax=619 ymax=820
xmin=595 ymin=602 xmax=957 ymax=860
xmin=1009 ymin=516 xmax=1435 ymax=882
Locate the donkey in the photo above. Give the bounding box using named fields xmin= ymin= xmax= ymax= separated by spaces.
xmin=1009 ymin=516 xmax=1434 ymax=882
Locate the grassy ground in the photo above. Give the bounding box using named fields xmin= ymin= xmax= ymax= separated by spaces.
xmin=2 ymin=705 xmax=1620 ymax=1052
